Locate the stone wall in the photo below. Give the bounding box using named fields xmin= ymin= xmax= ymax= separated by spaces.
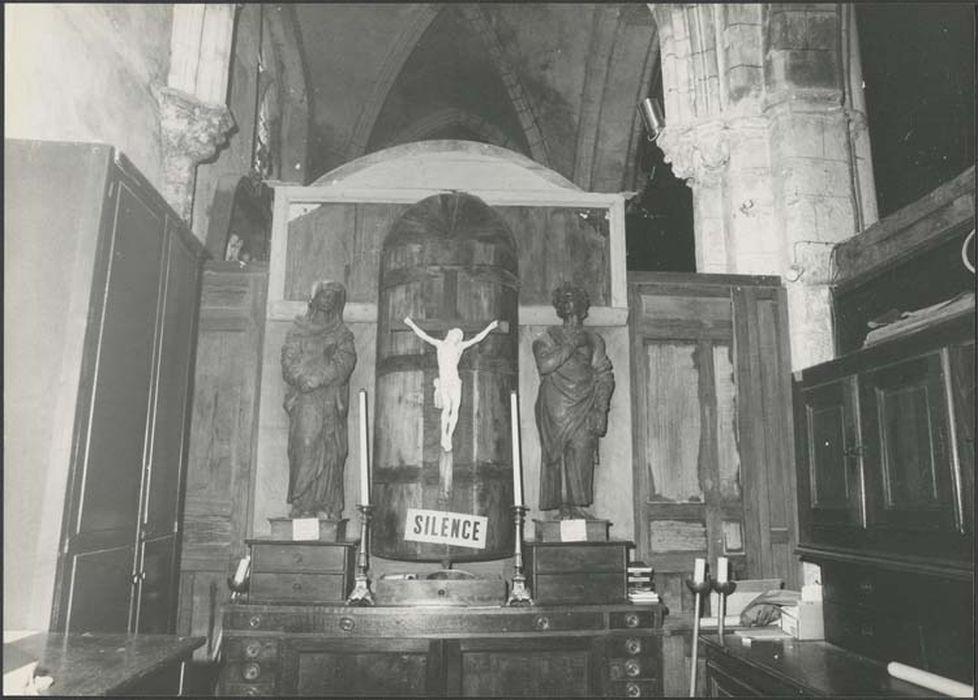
xmin=651 ymin=3 xmax=878 ymax=370
xmin=5 ymin=4 xmax=172 ymax=189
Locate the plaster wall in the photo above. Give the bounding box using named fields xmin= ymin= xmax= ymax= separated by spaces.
xmin=4 ymin=4 xmax=172 ymax=193
xmin=253 ymin=318 xmax=634 ymax=578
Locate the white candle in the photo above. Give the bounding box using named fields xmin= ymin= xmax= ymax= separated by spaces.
xmin=693 ymin=558 xmax=705 ymax=583
xmin=510 ymin=390 xmax=523 ymax=507
xmin=233 ymin=555 xmax=251 ymax=585
xmin=359 ymin=390 xmax=370 ymax=505
xmin=717 ymin=556 xmax=729 ymax=583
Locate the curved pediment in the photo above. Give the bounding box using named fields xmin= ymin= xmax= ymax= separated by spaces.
xmin=311 ymin=140 xmax=581 ymax=194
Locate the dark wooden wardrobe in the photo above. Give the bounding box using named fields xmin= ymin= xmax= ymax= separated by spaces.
xmin=8 ymin=140 xmax=205 ymax=634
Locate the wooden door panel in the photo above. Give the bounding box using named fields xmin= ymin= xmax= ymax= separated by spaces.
xmin=66 ymin=546 xmax=134 ymax=633
xmin=455 ymin=637 xmax=596 ymax=697
xmin=860 ymin=352 xmax=956 ymax=533
xmin=76 ymin=181 xmax=164 ymax=537
xmin=144 ymin=229 xmax=199 ymax=538
xmin=136 ymin=535 xmax=178 ymax=634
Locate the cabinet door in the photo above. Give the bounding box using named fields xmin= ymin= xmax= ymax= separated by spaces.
xmin=135 ymin=222 xmax=201 ymax=633
xmin=449 ymin=636 xmax=600 ymax=697
xmin=279 ymin=638 xmax=441 ymax=697
xmin=794 ymin=377 xmax=864 ymax=545
xmin=859 ymin=352 xmax=959 ymax=542
xmin=59 ymin=175 xmax=166 ymax=632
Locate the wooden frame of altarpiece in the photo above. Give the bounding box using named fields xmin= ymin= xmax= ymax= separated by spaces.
xmin=264 ymin=141 xmax=628 ymax=326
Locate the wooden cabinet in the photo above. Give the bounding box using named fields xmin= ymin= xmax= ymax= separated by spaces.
xmin=218 ymin=603 xmax=665 ymax=697
xmin=794 ymin=312 xmax=975 ymax=683
xmin=701 ymin=635 xmax=942 ymax=697
xmin=6 ymin=140 xmax=204 ymax=635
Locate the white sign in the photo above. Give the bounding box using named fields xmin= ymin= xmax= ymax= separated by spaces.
xmin=292 ymin=518 xmax=319 ymax=541
xmin=560 ymin=519 xmax=588 ymax=542
xmin=405 ymin=508 xmax=488 ymax=549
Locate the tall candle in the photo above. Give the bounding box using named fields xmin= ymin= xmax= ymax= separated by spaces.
xmin=359 ymin=390 xmax=370 ymax=505
xmin=693 ymin=558 xmax=706 ymax=583
xmin=510 ymin=390 xmax=523 ymax=507
xmin=717 ymin=556 xmax=729 ymax=583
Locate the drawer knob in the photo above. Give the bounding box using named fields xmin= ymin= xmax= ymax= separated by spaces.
xmin=625 ymin=638 xmax=642 ymax=655
xmin=624 ymin=613 xmax=641 ymax=628
xmin=339 ymin=616 xmax=356 ymax=632
xmin=292 ymin=582 xmax=302 ymax=592
xmin=248 ymin=615 xmax=262 ymax=628
xmin=245 ymin=642 xmax=261 ymax=658
xmin=626 ymin=681 xmax=641 ymax=697
xmin=858 ymin=580 xmax=874 ymax=594
xmin=535 ymin=615 xmax=551 ymax=631
xmin=294 ymin=553 xmax=304 ymax=564
xmin=242 ymin=662 xmax=261 ymax=681
xmin=243 ymin=687 xmax=259 ymax=697
xmin=860 ymin=622 xmax=874 ymax=637
xmin=625 ymin=659 xmax=641 ymax=677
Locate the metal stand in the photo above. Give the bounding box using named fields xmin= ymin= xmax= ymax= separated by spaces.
xmin=506 ymin=505 xmax=534 ymax=606
xmin=685 ymin=576 xmax=713 ymax=697
xmin=713 ymin=579 xmax=737 ymax=645
xmin=346 ymin=504 xmax=375 ymax=606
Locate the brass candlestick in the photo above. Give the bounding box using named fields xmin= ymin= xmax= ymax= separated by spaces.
xmin=685 ymin=575 xmax=713 ymax=697
xmin=346 ymin=504 xmax=375 ymax=606
xmin=713 ymin=579 xmax=738 ymax=644
xmin=506 ymin=505 xmax=534 ymax=606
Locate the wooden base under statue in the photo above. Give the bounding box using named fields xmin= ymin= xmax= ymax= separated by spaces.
xmin=533 ymin=518 xmax=610 ymax=542
xmin=268 ymin=517 xmax=348 ymax=542
xmin=524 ymin=540 xmax=631 ymax=605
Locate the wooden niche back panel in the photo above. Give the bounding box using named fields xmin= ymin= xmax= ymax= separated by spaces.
xmin=284 ymin=203 xmax=612 ymax=307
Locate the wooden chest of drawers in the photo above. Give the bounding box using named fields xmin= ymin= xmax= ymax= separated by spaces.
xmin=246 ymin=540 xmax=357 ymax=604
xmin=218 ymin=603 xmax=665 ymax=697
xmin=525 ymin=540 xmax=630 ymax=605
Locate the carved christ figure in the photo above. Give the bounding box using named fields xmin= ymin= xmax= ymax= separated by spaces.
xmin=403 ymin=317 xmax=499 ymax=452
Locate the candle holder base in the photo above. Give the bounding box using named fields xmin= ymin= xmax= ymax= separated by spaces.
xmin=506 ymin=573 xmax=534 ymax=606
xmin=712 ymin=579 xmax=737 ymax=643
xmin=346 ymin=504 xmax=375 ymax=607
xmin=506 ymin=505 xmax=535 ymax=607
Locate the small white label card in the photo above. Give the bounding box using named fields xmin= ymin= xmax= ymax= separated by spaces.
xmin=292 ymin=517 xmax=319 ymax=541
xmin=405 ymin=508 xmax=488 ymax=549
xmin=560 ymin=519 xmax=588 ymax=542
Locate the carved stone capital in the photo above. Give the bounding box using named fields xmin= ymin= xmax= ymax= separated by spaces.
xmin=155 ymin=85 xmax=235 ymax=221
xmin=657 ymin=122 xmax=731 ymax=187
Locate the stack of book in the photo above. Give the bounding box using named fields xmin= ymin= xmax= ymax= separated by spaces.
xmin=627 ymin=561 xmax=659 ymax=603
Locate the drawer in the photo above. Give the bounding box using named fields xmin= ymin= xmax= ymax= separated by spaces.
xmin=608 ymin=657 xmax=656 ymax=681
xmin=219 ymin=682 xmax=276 ymax=697
xmin=223 ymin=637 xmax=279 ymax=661
xmin=531 ymin=544 xmax=627 ymax=573
xmin=532 ymin=572 xmax=626 ymax=604
xmin=226 ymin=660 xmax=276 ymax=685
xmin=249 ymin=572 xmax=350 ymax=602
xmin=607 ymin=634 xmax=660 ymax=657
xmin=823 ymin=601 xmax=921 ymax=663
xmin=706 ymin=658 xmax=806 ymax=697
xmin=609 ymin=610 xmax=658 ymax=630
xmin=251 ymin=543 xmax=350 ymax=573
xmin=820 ymin=563 xmax=885 ymax=609
xmin=607 ymin=680 xmax=660 ymax=697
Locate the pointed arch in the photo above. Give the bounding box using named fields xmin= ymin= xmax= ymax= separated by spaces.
xmin=345 ymin=4 xmax=441 ymax=161
xmin=455 ymin=4 xmax=550 ymax=167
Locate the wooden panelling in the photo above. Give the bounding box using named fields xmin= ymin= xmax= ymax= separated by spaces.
xmin=281 ymin=202 xmax=613 ymax=309
xmin=178 ymin=264 xmax=267 ymax=659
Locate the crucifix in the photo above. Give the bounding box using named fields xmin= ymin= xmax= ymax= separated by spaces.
xmin=403 ymin=316 xmax=510 ymax=500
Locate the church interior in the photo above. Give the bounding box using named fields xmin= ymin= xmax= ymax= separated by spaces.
xmin=4 ymin=3 xmax=975 ymax=697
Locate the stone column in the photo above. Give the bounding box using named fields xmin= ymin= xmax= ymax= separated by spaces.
xmin=650 ymin=4 xmax=878 ymax=370
xmin=156 ymin=4 xmax=237 ymax=223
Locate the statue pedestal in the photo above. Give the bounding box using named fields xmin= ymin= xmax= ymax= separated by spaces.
xmin=268 ymin=517 xmax=348 ymax=542
xmin=533 ymin=518 xmax=610 ymax=542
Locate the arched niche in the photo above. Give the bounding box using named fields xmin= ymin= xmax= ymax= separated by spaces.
xmin=266 ymin=140 xmax=628 ymax=325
